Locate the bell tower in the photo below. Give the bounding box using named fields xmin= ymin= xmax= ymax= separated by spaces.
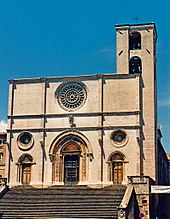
xmin=115 ymin=23 xmax=158 ymax=181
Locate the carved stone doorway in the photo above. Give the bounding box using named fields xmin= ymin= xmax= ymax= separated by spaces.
xmin=49 ymin=131 xmax=93 ymax=184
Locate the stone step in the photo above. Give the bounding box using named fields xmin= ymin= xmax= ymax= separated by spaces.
xmin=0 ymin=185 xmax=126 ymax=218
xmin=4 ymin=189 xmax=125 ymax=195
xmin=0 ymin=214 xmax=118 ymax=219
xmin=1 ymin=197 xmax=122 ymax=203
xmin=2 ymin=194 xmax=124 ymax=199
xmin=0 ymin=204 xmax=118 ymax=209
xmin=2 ymin=191 xmax=124 ymax=196
xmin=0 ymin=200 xmax=121 ymax=205
xmin=1 ymin=208 xmax=118 ymax=212
xmin=0 ymin=209 xmax=118 ymax=215
xmin=0 ymin=211 xmax=118 ymax=218
xmin=10 ymin=186 xmax=125 ymax=193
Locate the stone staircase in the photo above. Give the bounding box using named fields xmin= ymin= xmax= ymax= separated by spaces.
xmin=0 ymin=185 xmax=126 ymax=219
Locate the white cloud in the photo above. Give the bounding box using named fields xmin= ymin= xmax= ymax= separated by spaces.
xmin=158 ymin=99 xmax=170 ymax=107
xmin=0 ymin=120 xmax=7 ymax=132
xmin=97 ymin=46 xmax=114 ymax=55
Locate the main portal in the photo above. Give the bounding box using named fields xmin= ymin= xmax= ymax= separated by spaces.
xmin=64 ymin=155 xmax=79 ymax=185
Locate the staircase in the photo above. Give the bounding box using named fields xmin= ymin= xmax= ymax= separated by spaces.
xmin=0 ymin=185 xmax=126 ymax=219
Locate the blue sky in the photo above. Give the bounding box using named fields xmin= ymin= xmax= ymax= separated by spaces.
xmin=0 ymin=0 xmax=170 ymax=150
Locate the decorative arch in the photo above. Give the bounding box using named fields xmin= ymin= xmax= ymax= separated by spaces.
xmin=108 ymin=151 xmax=126 ymax=162
xmin=49 ymin=130 xmax=93 ymax=156
xmin=18 ymin=153 xmax=34 ymax=164
xmin=107 ymin=151 xmax=127 ymax=184
xmin=129 ymin=56 xmax=142 ymax=74
xmin=49 ymin=130 xmax=93 ymax=185
xmin=129 ymin=31 xmax=141 ymax=50
xmin=17 ymin=154 xmax=35 ymax=185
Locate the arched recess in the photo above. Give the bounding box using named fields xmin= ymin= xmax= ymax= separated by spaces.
xmin=107 ymin=151 xmax=127 ymax=184
xmin=129 ymin=31 xmax=141 ymax=50
xmin=129 ymin=56 xmax=142 ymax=74
xmin=49 ymin=130 xmax=93 ymax=185
xmin=17 ymin=154 xmax=35 ymax=185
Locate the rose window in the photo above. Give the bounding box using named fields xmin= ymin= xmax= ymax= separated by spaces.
xmin=57 ymin=82 xmax=87 ymax=111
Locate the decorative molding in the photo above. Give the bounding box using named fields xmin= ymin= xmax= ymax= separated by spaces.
xmin=8 ymin=72 xmax=141 ymax=84
xmin=7 ymin=110 xmax=140 ymax=119
xmin=7 ymin=125 xmax=141 ymax=133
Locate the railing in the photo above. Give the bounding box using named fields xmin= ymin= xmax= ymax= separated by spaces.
xmin=118 ymin=185 xmax=139 ymax=219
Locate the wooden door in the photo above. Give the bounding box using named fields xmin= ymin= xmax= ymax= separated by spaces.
xmin=64 ymin=155 xmax=79 ymax=185
xmin=112 ymin=162 xmax=123 ymax=184
xmin=22 ymin=164 xmax=31 ymax=185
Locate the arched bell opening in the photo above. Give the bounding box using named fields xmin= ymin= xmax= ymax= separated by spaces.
xmin=129 ymin=31 xmax=141 ymax=50
xmin=129 ymin=56 xmax=142 ymax=74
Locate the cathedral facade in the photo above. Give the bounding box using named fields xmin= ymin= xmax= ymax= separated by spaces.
xmin=6 ymin=23 xmax=158 ymax=188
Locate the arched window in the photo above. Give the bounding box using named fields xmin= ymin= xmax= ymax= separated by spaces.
xmin=129 ymin=32 xmax=141 ymax=50
xmin=108 ymin=152 xmax=125 ymax=184
xmin=19 ymin=154 xmax=33 ymax=164
xmin=129 ymin=56 xmax=142 ymax=74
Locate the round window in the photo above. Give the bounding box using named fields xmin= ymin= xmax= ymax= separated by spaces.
xmin=110 ymin=130 xmax=128 ymax=147
xmin=56 ymin=81 xmax=87 ymax=111
xmin=17 ymin=132 xmax=34 ymax=150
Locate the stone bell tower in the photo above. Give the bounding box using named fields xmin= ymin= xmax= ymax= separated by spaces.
xmin=115 ymin=23 xmax=158 ymax=181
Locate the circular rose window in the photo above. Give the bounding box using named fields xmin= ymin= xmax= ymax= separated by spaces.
xmin=17 ymin=132 xmax=34 ymax=150
xmin=56 ymin=81 xmax=87 ymax=111
xmin=110 ymin=130 xmax=128 ymax=147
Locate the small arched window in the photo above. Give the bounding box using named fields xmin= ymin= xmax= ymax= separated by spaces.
xmin=129 ymin=32 xmax=141 ymax=50
xmin=19 ymin=154 xmax=33 ymax=164
xmin=129 ymin=56 xmax=142 ymax=74
xmin=111 ymin=152 xmax=125 ymax=162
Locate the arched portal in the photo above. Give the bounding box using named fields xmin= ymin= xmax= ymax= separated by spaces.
xmin=108 ymin=152 xmax=126 ymax=184
xmin=17 ymin=154 xmax=34 ymax=185
xmin=49 ymin=131 xmax=93 ymax=185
